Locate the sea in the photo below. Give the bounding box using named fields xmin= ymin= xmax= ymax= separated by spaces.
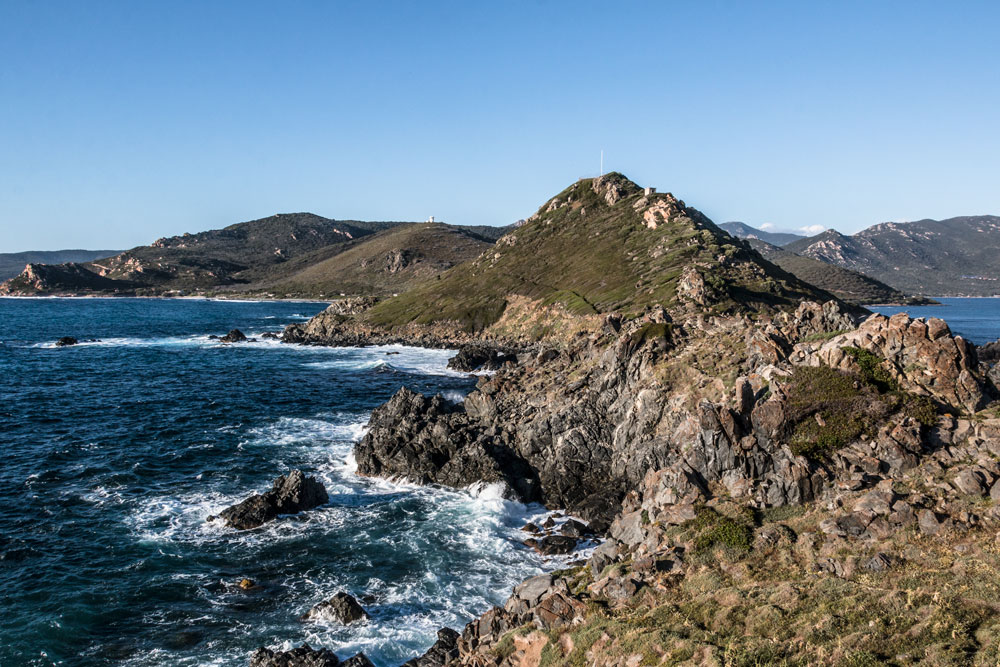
xmin=1 ymin=297 xmax=997 ymax=667
xmin=0 ymin=298 xmax=573 ymax=667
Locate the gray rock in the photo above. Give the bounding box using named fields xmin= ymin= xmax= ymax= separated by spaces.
xmin=217 ymin=470 xmax=328 ymax=530
xmin=401 ymin=628 xmax=459 ymax=667
xmin=220 ymin=329 xmax=248 ymax=343
xmin=249 ymin=644 xmax=340 ymax=667
xmin=302 ymin=592 xmax=369 ymax=624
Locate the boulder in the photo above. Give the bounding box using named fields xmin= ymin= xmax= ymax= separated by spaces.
xmin=55 ymin=336 xmax=78 ymax=347
xmin=401 ymin=628 xmax=460 ymax=667
xmin=249 ymin=644 xmax=340 ymax=667
xmin=301 ymin=592 xmax=369 ymax=624
xmin=532 ymin=535 xmax=578 ymax=555
xmin=559 ymin=519 xmax=592 ymax=538
xmin=341 ymin=655 xmax=375 ymax=667
xmin=220 ymin=329 xmax=248 ymax=343
xmin=217 ymin=470 xmax=328 ymax=530
xmin=979 ymin=339 xmax=1000 ymax=363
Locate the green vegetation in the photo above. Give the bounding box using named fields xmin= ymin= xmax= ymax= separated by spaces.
xmin=842 ymin=346 xmax=898 ymax=392
xmin=684 ymin=506 xmax=755 ymax=555
xmin=783 ymin=356 xmax=937 ymax=459
xmin=364 ymin=174 xmax=831 ymax=333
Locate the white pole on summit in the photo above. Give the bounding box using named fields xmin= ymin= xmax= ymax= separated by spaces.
xmin=600 ymin=150 xmax=603 ymax=177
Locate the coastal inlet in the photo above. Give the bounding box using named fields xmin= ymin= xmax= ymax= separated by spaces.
xmin=0 ymin=298 xmax=575 ymax=666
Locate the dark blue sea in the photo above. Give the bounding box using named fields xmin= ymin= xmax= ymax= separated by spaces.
xmin=0 ymin=298 xmax=562 ymax=667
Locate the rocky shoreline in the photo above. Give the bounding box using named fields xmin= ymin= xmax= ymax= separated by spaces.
xmin=224 ymin=294 xmax=1000 ymax=666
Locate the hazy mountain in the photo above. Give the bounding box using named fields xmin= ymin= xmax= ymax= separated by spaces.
xmin=745 ymin=238 xmax=933 ymax=305
xmin=0 ymin=249 xmax=121 ymax=281
xmin=785 ymin=216 xmax=1000 ymax=296
xmin=720 ymin=221 xmax=805 ymax=247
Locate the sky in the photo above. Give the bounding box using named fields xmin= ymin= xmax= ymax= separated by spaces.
xmin=2 ymin=1 xmax=999 ymax=252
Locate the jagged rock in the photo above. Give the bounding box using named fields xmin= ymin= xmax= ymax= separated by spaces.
xmin=55 ymin=336 xmax=78 ymax=347
xmin=301 ymin=592 xmax=369 ymax=624
xmin=559 ymin=519 xmax=591 ymax=537
xmin=588 ymin=540 xmax=621 ymax=573
xmin=323 ymin=297 xmax=380 ymax=316
xmin=249 ymin=644 xmax=340 ymax=667
xmin=402 ymin=628 xmax=460 ymax=667
xmin=220 ymin=329 xmax=248 ymax=343
xmin=522 ymin=522 xmax=540 ymax=534
xmin=341 ymin=655 xmax=375 ymax=667
xmin=812 ymin=313 xmax=992 ymax=413
xmin=952 ymin=467 xmax=992 ymax=496
xmin=531 ymin=535 xmax=578 ymax=555
xmin=261 ymin=332 xmax=280 ymax=339
xmin=217 ymin=470 xmax=328 ymax=530
xmin=446 ymin=345 xmax=511 ymax=372
xmin=979 ymin=339 xmax=1000 ymax=363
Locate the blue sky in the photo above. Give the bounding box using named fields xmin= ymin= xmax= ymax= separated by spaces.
xmin=2 ymin=1 xmax=999 ymax=251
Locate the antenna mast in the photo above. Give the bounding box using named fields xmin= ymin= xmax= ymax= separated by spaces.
xmin=600 ymin=150 xmax=604 ymax=177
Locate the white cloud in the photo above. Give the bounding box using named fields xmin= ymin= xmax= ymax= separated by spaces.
xmin=798 ymin=224 xmax=826 ymax=235
xmin=758 ymin=222 xmax=775 ymax=230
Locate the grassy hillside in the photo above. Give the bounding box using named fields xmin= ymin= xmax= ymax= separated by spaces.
xmin=364 ymin=174 xmax=834 ymax=332
xmin=257 ymin=223 xmax=495 ymax=298
xmin=746 ymin=239 xmax=934 ymax=305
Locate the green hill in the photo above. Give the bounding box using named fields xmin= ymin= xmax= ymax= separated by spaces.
xmin=363 ymin=173 xmax=835 ymax=332
xmin=745 ymin=238 xmax=934 ymax=305
xmin=257 ymin=223 xmax=496 ymax=298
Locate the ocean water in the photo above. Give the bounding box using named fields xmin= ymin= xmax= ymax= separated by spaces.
xmin=0 ymin=298 xmax=571 ymax=667
xmin=871 ymin=297 xmax=1000 ymax=345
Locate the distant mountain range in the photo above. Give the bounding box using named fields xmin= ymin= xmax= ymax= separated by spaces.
xmin=719 ymin=222 xmax=805 ymax=247
xmin=745 ymin=238 xmax=933 ymax=306
xmin=783 ymin=216 xmax=1000 ymax=297
xmin=0 ymin=214 xmax=510 ymax=299
xmin=0 ymin=249 xmax=122 ymax=281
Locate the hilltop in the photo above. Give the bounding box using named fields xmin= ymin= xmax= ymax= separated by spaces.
xmin=0 ymin=214 xmax=513 ymax=298
xmin=276 ymin=178 xmax=1000 ymax=667
xmin=786 ymin=216 xmax=1000 ymax=296
xmin=344 ymin=174 xmax=834 ymax=338
xmin=719 ymin=221 xmax=805 ymax=247
xmin=745 ymin=238 xmax=934 ymax=305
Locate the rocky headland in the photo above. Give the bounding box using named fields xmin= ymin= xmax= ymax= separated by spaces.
xmin=248 ymin=175 xmax=1000 ymax=665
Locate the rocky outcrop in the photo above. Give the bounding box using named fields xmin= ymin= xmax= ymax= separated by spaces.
xmin=980 ymin=338 xmax=1000 ymax=363
xmin=249 ymin=645 xmax=374 ymax=667
xmin=401 ymin=628 xmax=459 ymax=667
xmin=810 ymin=313 xmax=991 ymax=413
xmin=301 ymin=592 xmax=369 ymax=624
xmin=324 ymin=297 xmax=380 ymax=316
xmin=446 ymin=345 xmax=514 ymax=372
xmin=55 ymin=336 xmax=78 ymax=347
xmin=220 ymin=329 xmax=248 ymax=343
xmin=215 ymin=470 xmax=328 ymax=530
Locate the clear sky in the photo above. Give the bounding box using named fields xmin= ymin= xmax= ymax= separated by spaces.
xmin=2 ymin=1 xmax=999 ymax=252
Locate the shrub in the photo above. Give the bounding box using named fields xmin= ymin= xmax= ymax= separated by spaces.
xmin=842 ymin=346 xmax=898 ymax=392
xmin=686 ymin=507 xmax=754 ymax=555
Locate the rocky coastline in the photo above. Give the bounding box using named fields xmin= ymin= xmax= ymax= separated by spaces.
xmin=234 ymin=294 xmax=1000 ymax=666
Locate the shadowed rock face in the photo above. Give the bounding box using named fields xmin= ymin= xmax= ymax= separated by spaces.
xmin=249 ymin=644 xmax=374 ymax=667
xmin=217 ymin=470 xmax=328 ymax=530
